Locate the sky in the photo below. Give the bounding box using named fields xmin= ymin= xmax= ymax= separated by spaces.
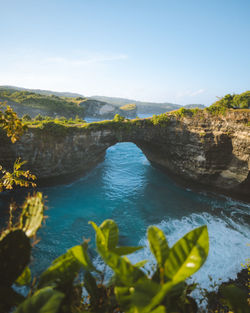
xmin=0 ymin=0 xmax=250 ymax=105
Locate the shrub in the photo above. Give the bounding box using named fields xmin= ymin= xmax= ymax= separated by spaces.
xmin=22 ymin=114 xmax=31 ymax=121
xmin=151 ymin=113 xmax=170 ymax=125
xmin=34 ymin=114 xmax=44 ymax=121
xmin=113 ymin=114 xmax=125 ymax=122
xmin=208 ymin=91 xmax=250 ymax=112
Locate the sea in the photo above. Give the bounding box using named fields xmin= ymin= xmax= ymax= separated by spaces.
xmin=0 ymin=114 xmax=249 ymax=296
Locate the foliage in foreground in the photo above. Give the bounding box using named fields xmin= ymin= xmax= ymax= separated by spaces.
xmin=0 ymin=95 xmax=249 ymax=313
xmin=0 ymin=102 xmax=37 ymax=191
xmin=0 ymin=208 xmax=211 ymax=313
xmin=0 ymin=193 xmax=45 ymax=312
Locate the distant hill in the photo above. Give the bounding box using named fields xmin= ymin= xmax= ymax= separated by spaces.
xmin=91 ymin=95 xmax=181 ymax=114
xmin=91 ymin=95 xmax=206 ymax=114
xmin=184 ymin=104 xmax=206 ymax=109
xmin=0 ymin=86 xmax=137 ymax=119
xmin=0 ymin=85 xmax=84 ymax=98
xmin=0 ymin=86 xmax=206 ymax=117
xmin=0 ymin=87 xmax=86 ymax=119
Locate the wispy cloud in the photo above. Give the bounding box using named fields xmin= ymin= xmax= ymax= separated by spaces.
xmin=176 ymin=88 xmax=206 ymax=99
xmin=189 ymin=89 xmax=206 ymax=97
xmin=44 ymin=53 xmax=128 ymax=66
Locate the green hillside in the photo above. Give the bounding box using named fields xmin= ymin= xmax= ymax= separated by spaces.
xmin=0 ymin=88 xmax=86 ymax=118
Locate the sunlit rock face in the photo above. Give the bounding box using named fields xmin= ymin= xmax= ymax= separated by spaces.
xmin=0 ymin=110 xmax=249 ymax=199
xmin=79 ymin=100 xmax=137 ymax=119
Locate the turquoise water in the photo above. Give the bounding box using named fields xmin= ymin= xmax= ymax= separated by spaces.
xmin=1 ymin=142 xmax=249 ymax=291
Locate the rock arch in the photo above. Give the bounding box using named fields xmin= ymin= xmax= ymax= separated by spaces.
xmin=0 ymin=110 xmax=249 ymax=199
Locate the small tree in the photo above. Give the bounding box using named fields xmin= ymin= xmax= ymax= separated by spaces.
xmin=22 ymin=114 xmax=31 ymax=121
xmin=0 ymin=101 xmax=36 ymax=191
xmin=34 ymin=114 xmax=44 ymax=121
xmin=113 ymin=114 xmax=125 ymax=122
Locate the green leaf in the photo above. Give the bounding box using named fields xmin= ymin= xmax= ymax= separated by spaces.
xmin=70 ymin=241 xmax=97 ymax=271
xmin=15 ymin=266 xmax=31 ymax=286
xmin=115 ymin=281 xmax=161 ymax=312
xmin=131 ymin=280 xmax=161 ymax=309
xmin=112 ymin=246 xmax=143 ymax=255
xmin=116 ymin=281 xmax=168 ymax=313
xmin=150 ymin=306 xmax=166 ymax=313
xmin=14 ymin=287 xmax=64 ymax=313
xmin=164 ymin=225 xmax=209 ymax=283
xmin=38 ymin=241 xmax=98 ymax=288
xmin=89 ymin=221 xmax=106 ymax=251
xmin=220 ymin=284 xmax=249 ymax=313
xmin=147 ymin=226 xmax=169 ymax=268
xmin=100 ymin=249 xmax=147 ymax=286
xmin=115 ymin=286 xmax=133 ymax=312
xmin=142 ymin=281 xmax=175 ymax=313
xmin=38 ymin=252 xmax=81 ymax=288
xmin=100 ymin=219 xmax=119 ymax=250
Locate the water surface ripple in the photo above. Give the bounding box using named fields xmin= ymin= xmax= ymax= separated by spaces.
xmin=1 ymin=142 xmax=249 ymax=291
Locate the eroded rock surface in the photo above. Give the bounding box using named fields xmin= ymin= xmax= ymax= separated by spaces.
xmin=0 ymin=110 xmax=249 ymax=199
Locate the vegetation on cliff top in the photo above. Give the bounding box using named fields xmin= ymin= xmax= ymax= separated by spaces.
xmin=211 ymin=91 xmax=250 ymax=109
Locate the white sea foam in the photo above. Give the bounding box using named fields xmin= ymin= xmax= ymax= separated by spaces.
xmin=127 ymin=211 xmax=250 ymax=298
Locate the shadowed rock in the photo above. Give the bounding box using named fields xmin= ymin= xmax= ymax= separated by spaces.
xmin=0 ymin=110 xmax=249 ymax=200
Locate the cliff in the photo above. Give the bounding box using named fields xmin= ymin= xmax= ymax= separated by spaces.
xmin=0 ymin=87 xmax=137 ymax=120
xmin=79 ymin=99 xmax=137 ymax=119
xmin=0 ymin=109 xmax=249 ymax=200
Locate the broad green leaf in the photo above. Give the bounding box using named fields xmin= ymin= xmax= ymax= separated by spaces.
xmin=147 ymin=226 xmax=169 ymax=267
xmin=150 ymin=306 xmax=166 ymax=313
xmin=141 ymin=281 xmax=175 ymax=313
xmin=112 ymin=246 xmax=143 ymax=255
xmin=70 ymin=242 xmax=97 ymax=271
xmin=100 ymin=249 xmax=147 ymax=286
xmin=115 ymin=280 xmax=161 ymax=313
xmin=100 ymin=219 xmax=119 ymax=250
xmin=164 ymin=225 xmax=209 ymax=283
xmin=115 ymin=286 xmax=134 ymax=312
xmin=116 ymin=280 xmax=169 ymax=313
xmin=14 ymin=287 xmax=64 ymax=313
xmin=15 ymin=266 xmax=31 ymax=286
xmin=89 ymin=221 xmax=106 ymax=251
xmin=38 ymin=253 xmax=80 ymax=288
xmin=130 ymin=280 xmax=161 ymax=309
xmin=38 ymin=241 xmax=98 ymax=288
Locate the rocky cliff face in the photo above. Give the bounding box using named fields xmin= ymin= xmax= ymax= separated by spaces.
xmin=80 ymin=100 xmax=137 ymax=119
xmin=0 ymin=110 xmax=249 ymax=199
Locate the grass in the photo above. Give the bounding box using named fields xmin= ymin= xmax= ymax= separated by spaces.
xmin=22 ymin=106 xmax=250 ymax=138
xmin=119 ymin=103 xmax=137 ymax=111
xmin=0 ymin=89 xmax=86 ymax=117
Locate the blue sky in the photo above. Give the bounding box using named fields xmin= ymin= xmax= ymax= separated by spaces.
xmin=1 ymin=0 xmax=249 ymax=105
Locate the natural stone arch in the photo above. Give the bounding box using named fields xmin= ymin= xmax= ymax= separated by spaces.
xmin=0 ymin=110 xmax=249 ymax=199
